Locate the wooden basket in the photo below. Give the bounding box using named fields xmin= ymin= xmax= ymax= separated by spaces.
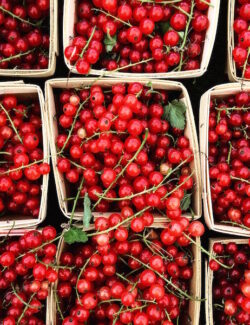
xmin=45 ymin=78 xmax=202 ymax=222
xmin=205 ymin=237 xmax=248 ymax=325
xmin=0 ymin=0 xmax=58 ymax=78
xmin=0 ymin=81 xmax=49 ymax=230
xmin=0 ymin=229 xmax=51 ymax=324
xmin=50 ymin=222 xmax=201 ymax=325
xmin=227 ymin=0 xmax=249 ymax=83
xmin=63 ymin=0 xmax=220 ymax=79
xmin=199 ymin=82 xmax=250 ymax=237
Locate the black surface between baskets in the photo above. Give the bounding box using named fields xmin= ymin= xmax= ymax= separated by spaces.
xmin=0 ymin=2 xmax=235 ymax=324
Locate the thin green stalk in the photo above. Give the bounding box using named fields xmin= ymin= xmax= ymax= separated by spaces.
xmin=116 ymin=273 xmax=133 ymax=284
xmin=139 ymin=0 xmax=182 ymax=4
xmin=88 ymin=206 xmax=149 ymax=237
xmin=59 ymin=96 xmax=90 ymax=154
xmin=112 ymin=58 xmax=153 ymax=72
xmin=17 ymin=235 xmax=62 ymax=259
xmin=55 ymin=290 xmax=64 ymax=320
xmin=183 ymin=233 xmax=233 ymax=269
xmin=0 ymin=6 xmax=41 ymax=26
xmin=171 ymin=4 xmax=192 ymax=18
xmin=113 ymin=305 xmax=124 ymax=325
xmin=0 ymin=49 xmax=35 ymax=64
xmin=75 ymin=254 xmax=95 ymax=304
xmin=79 ymin=26 xmax=97 ymax=58
xmin=95 ymin=158 xmax=191 ymax=201
xmin=92 ymin=8 xmax=132 ymax=27
xmin=161 ymin=171 xmax=194 ymax=200
xmin=93 ymin=128 xmax=149 ymax=209
xmin=0 ymin=103 xmax=23 ymax=143
xmin=96 ymin=185 xmax=156 ymax=201
xmin=126 ymin=254 xmax=198 ymax=301
xmin=0 ymin=156 xmax=49 ymax=176
xmin=215 ymin=106 xmax=249 ymax=111
xmin=177 ymin=0 xmax=195 ymax=70
xmin=221 ymin=220 xmax=250 ymax=231
xmin=69 ymin=177 xmax=85 ymax=225
xmin=17 ymin=293 xmax=36 ymax=324
xmin=227 ymin=142 xmax=232 ymax=165
xmin=231 ymin=175 xmax=250 ymax=185
xmin=11 ymin=284 xmax=39 ymax=310
xmin=200 ymin=0 xmax=213 ymax=6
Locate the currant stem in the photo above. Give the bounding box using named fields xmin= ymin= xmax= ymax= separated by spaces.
xmin=221 ymin=220 xmax=250 ymax=231
xmin=17 ymin=293 xmax=36 ymax=324
xmin=17 ymin=235 xmax=62 ymax=259
xmin=92 ymin=8 xmax=132 ymax=27
xmin=126 ymin=254 xmax=197 ymax=301
xmin=93 ymin=128 xmax=149 ymax=209
xmin=112 ymin=58 xmax=153 ymax=72
xmin=161 ymin=171 xmax=194 ymax=200
xmin=0 ymin=156 xmax=48 ymax=176
xmin=11 ymin=284 xmax=40 ymax=310
xmin=139 ymin=0 xmax=182 ymax=4
xmin=0 ymin=103 xmax=23 ymax=143
xmin=69 ymin=177 xmax=85 ymax=225
xmin=200 ymin=0 xmax=213 ymax=6
xmin=183 ymin=233 xmax=233 ymax=269
xmin=230 ymin=175 xmax=250 ymax=185
xmin=54 ymin=289 xmax=64 ymax=320
xmin=0 ymin=6 xmax=40 ymax=27
xmin=80 ymin=26 xmax=96 ymax=58
xmin=112 ymin=305 xmax=124 ymax=325
xmin=226 ymin=141 xmax=232 ymax=165
xmin=177 ymin=0 xmax=195 ymax=71
xmin=88 ymin=206 xmax=149 ymax=237
xmin=116 ymin=272 xmax=133 ymax=284
xmin=0 ymin=49 xmax=35 ymax=64
xmin=215 ymin=106 xmax=249 ymax=111
xmin=171 ymin=4 xmax=192 ymax=18
xmin=58 ymin=96 xmax=90 ymax=154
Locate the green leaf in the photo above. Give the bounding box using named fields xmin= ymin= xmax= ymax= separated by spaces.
xmin=159 ymin=21 xmax=170 ymax=34
xmin=163 ymin=100 xmax=187 ymax=130
xmin=162 ymin=104 xmax=171 ymax=120
xmin=104 ymin=31 xmax=117 ymax=53
xmin=83 ymin=193 xmax=92 ymax=228
xmin=64 ymin=227 xmax=88 ymax=245
xmin=180 ymin=193 xmax=192 ymax=211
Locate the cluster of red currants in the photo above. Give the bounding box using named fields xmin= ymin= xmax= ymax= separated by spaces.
xmin=56 ymin=82 xmax=195 ymax=219
xmin=58 ymin=218 xmax=204 ymax=325
xmin=232 ymin=0 xmax=250 ymax=79
xmin=208 ymin=91 xmax=250 ymax=229
xmin=0 ymin=227 xmax=58 ymax=325
xmin=0 ymin=94 xmax=50 ymax=218
xmin=209 ymin=241 xmax=250 ymax=324
xmin=64 ymin=0 xmax=210 ymax=74
xmin=0 ymin=0 xmax=50 ymax=70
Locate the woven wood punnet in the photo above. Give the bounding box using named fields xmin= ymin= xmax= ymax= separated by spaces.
xmin=46 ymin=78 xmax=202 ymax=222
xmin=0 ymin=82 xmax=49 ymax=230
xmin=205 ymin=238 xmax=248 ymax=325
xmin=227 ymin=0 xmax=249 ymax=83
xmin=199 ymin=82 xmax=250 ymax=237
xmin=0 ymin=0 xmax=58 ymax=78
xmin=50 ymin=223 xmax=201 ymax=325
xmin=0 ymin=229 xmax=51 ymax=324
xmin=63 ymin=0 xmax=220 ymax=79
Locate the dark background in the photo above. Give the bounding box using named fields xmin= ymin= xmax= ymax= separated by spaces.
xmin=2 ymin=1 xmax=231 ymax=324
